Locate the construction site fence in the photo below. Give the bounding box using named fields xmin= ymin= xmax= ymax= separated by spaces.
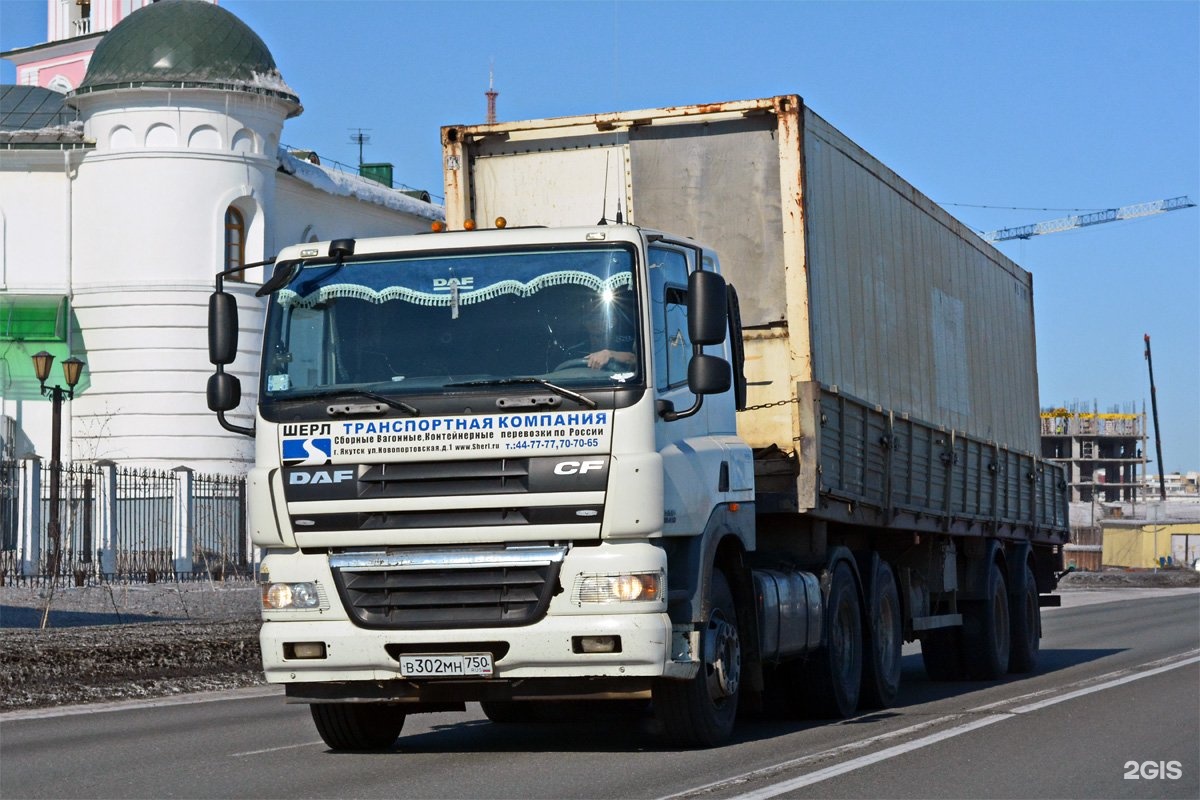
xmin=0 ymin=458 xmax=253 ymax=586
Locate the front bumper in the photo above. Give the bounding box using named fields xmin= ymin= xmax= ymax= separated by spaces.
xmin=262 ymin=610 xmax=672 ymax=684
xmin=259 ymin=540 xmax=680 ymax=689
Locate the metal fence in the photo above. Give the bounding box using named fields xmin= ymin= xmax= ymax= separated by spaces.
xmin=0 ymin=459 xmax=252 ymax=585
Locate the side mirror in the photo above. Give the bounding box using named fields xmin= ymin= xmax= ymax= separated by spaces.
xmin=687 ymin=270 xmax=728 ymax=346
xmin=688 ymin=353 xmax=731 ymax=395
xmin=207 ymin=371 xmax=241 ymax=413
xmin=209 ymin=291 xmax=239 ymax=365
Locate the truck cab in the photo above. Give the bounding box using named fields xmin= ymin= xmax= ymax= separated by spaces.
xmin=209 ymin=223 xmax=754 ymax=748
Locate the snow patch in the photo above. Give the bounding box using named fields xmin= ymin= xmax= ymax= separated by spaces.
xmin=278 ymin=147 xmax=444 ymax=222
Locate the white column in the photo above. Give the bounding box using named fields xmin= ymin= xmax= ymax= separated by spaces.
xmin=94 ymin=459 xmax=118 ymax=576
xmin=18 ymin=456 xmax=42 ymax=576
xmin=172 ymin=466 xmax=194 ymax=575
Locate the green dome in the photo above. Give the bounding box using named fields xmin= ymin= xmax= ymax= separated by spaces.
xmin=74 ymin=0 xmax=298 ymax=107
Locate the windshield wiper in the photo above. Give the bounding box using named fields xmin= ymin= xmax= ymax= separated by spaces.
xmin=446 ymin=378 xmax=598 ymax=409
xmin=280 ymin=388 xmax=420 ymax=416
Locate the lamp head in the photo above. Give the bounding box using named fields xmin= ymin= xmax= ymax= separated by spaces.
xmin=62 ymin=357 xmax=84 ymax=390
xmin=31 ymin=351 xmax=53 ymax=383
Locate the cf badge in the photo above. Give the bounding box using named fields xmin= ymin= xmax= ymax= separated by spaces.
xmin=553 ymin=460 xmax=605 ymax=475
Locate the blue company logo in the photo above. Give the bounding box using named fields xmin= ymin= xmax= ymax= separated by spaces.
xmin=282 ymin=437 xmax=332 ymax=466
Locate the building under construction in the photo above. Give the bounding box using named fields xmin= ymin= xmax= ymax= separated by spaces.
xmin=1041 ymin=402 xmax=1147 ymax=502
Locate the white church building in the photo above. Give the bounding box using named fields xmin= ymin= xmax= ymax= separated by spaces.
xmin=1 ymin=0 xmax=442 ymax=474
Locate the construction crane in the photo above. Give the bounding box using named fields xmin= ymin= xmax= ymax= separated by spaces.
xmin=980 ymin=195 xmax=1195 ymax=243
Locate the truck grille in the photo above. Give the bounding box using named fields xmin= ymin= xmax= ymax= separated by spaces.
xmin=329 ymin=547 xmax=566 ymax=629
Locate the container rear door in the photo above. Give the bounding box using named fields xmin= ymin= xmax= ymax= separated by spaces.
xmin=469 ymin=139 xmax=629 ymax=228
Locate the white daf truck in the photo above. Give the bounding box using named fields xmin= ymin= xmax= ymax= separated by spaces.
xmin=208 ymin=95 xmax=1069 ymax=750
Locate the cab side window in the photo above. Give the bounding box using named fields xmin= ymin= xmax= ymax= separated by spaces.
xmin=648 ymin=246 xmax=692 ymax=390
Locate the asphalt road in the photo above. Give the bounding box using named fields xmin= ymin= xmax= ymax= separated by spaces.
xmin=2 ymin=588 xmax=1197 ymax=800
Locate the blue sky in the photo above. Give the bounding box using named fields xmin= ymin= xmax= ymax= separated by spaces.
xmin=3 ymin=1 xmax=1198 ymax=471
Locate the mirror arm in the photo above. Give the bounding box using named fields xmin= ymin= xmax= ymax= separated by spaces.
xmin=216 ymin=407 xmax=254 ymax=437
xmin=658 ymin=395 xmax=703 ymax=422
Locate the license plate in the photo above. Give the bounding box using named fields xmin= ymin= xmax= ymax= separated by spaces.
xmin=399 ymin=653 xmax=493 ymax=678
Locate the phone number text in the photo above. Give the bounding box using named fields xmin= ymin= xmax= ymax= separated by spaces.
xmin=504 ymin=438 xmax=601 ymax=450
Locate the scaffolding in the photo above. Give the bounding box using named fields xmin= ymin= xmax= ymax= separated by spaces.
xmin=1040 ymin=401 xmax=1147 ymax=502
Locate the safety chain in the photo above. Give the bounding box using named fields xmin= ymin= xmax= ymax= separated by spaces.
xmin=738 ymin=397 xmax=801 ymax=412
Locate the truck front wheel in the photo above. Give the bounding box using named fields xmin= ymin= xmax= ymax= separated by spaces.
xmin=653 ymin=569 xmax=741 ymax=747
xmin=310 ymin=703 xmax=405 ymax=751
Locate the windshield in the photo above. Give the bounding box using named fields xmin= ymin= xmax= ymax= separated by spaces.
xmin=260 ymin=245 xmax=641 ymax=400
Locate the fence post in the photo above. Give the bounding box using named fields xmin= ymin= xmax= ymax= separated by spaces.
xmin=17 ymin=456 xmax=42 ymax=577
xmin=237 ymin=477 xmax=249 ymax=571
xmin=94 ymin=460 xmax=118 ymax=577
xmin=172 ymin=466 xmax=194 ymax=576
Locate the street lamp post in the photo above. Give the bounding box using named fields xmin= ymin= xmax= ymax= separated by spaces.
xmin=31 ymin=351 xmax=84 ymax=578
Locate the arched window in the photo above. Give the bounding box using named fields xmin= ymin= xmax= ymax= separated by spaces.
xmin=225 ymin=206 xmax=246 ymax=281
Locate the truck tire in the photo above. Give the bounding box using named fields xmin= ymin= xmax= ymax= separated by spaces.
xmin=310 ymin=703 xmax=405 ymax=751
xmin=653 ymin=569 xmax=741 ymax=747
xmin=920 ymin=628 xmax=964 ymax=681
xmin=962 ymin=560 xmax=1010 ymax=680
xmin=860 ymin=559 xmax=902 ymax=709
xmin=799 ymin=560 xmax=862 ymax=718
xmin=1007 ymin=563 xmax=1040 ymax=674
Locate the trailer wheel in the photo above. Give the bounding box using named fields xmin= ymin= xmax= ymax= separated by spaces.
xmin=653 ymin=569 xmax=741 ymax=747
xmin=962 ymin=560 xmax=1010 ymax=680
xmin=310 ymin=703 xmax=404 ymax=751
xmin=860 ymin=559 xmax=902 ymax=709
xmin=919 ymin=628 xmax=964 ymax=681
xmin=1007 ymin=563 xmax=1040 ymax=674
xmin=800 ymin=560 xmax=862 ymax=718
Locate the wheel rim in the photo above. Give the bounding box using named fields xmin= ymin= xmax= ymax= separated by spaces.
xmin=704 ymin=609 xmax=741 ymax=702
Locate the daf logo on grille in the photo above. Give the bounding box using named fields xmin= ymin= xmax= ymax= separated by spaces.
xmin=553 ymin=460 xmax=605 ymax=475
xmin=289 ymin=469 xmax=355 ymax=485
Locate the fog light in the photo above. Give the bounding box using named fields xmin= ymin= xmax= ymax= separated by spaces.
xmin=573 ymin=635 xmax=621 ymax=654
xmin=285 ymin=642 xmax=327 ymax=659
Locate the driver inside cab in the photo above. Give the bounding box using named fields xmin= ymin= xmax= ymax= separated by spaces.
xmin=584 ymin=288 xmax=637 ymax=370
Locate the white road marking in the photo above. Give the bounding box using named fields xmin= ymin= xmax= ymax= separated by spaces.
xmin=231 ymin=741 xmax=326 ymax=757
xmin=1010 ymin=653 xmax=1200 ymax=714
xmin=657 ymin=715 xmax=966 ymax=800
xmin=662 ymin=651 xmax=1200 ymax=800
xmin=728 ymin=715 xmax=1011 ymax=800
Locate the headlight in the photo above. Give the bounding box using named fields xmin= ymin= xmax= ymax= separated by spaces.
xmin=262 ymin=581 xmax=322 ymax=609
xmin=575 ymin=572 xmax=662 ymax=603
